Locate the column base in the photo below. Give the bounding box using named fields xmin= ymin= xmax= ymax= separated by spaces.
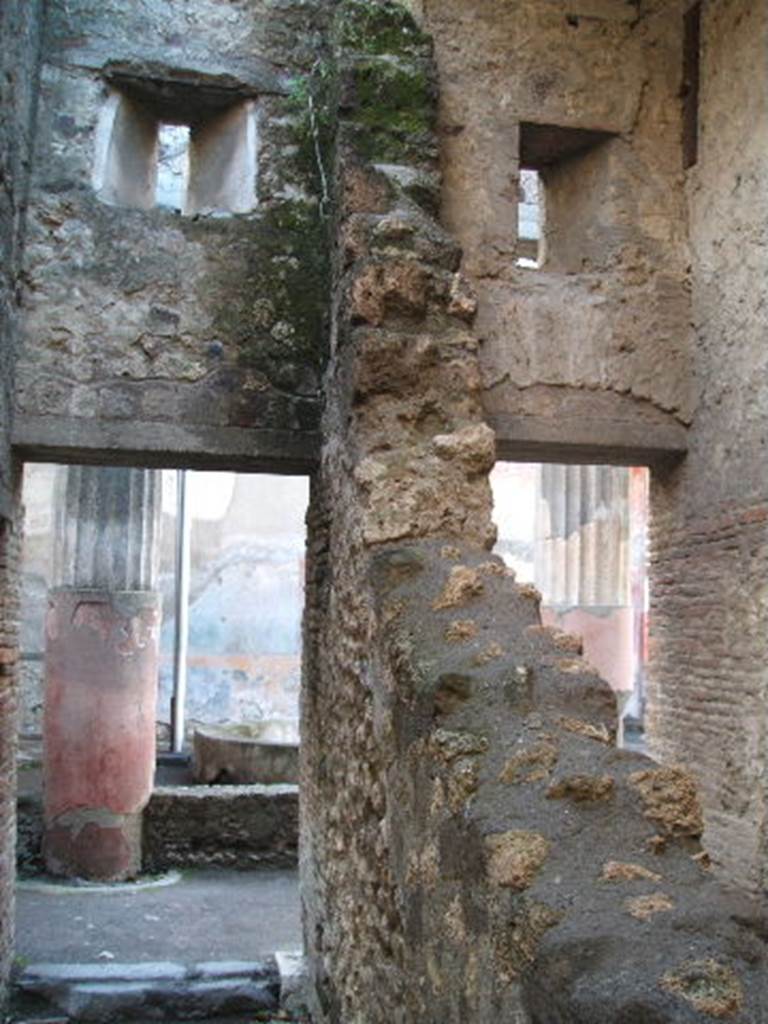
xmin=43 ymin=809 xmax=142 ymax=882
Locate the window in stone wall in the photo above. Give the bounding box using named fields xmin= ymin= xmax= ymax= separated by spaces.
xmin=93 ymin=87 xmax=258 ymax=216
xmin=156 ymin=124 xmax=190 ymax=211
xmin=517 ymin=121 xmax=615 ymax=271
xmin=517 ymin=169 xmax=543 ymax=268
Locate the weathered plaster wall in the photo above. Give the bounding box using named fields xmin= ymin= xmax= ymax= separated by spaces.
xmin=648 ymin=0 xmax=768 ymax=892
xmin=417 ymin=0 xmax=692 ymax=458
xmin=156 ymin=472 xmax=307 ymax=738
xmin=15 ymin=0 xmax=331 ymax=472
xmin=303 ymin=4 xmax=767 ymax=1022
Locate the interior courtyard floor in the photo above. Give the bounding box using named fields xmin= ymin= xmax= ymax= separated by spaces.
xmin=15 ymin=867 xmax=302 ymax=964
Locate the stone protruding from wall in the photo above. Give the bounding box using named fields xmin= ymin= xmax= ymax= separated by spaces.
xmin=43 ymin=466 xmax=162 ymax=880
xmin=303 ymin=2 xmax=768 ymax=1021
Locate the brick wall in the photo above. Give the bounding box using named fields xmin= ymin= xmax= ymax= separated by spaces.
xmin=0 ymin=491 xmax=22 ymax=1001
xmin=649 ymin=492 xmax=768 ymax=890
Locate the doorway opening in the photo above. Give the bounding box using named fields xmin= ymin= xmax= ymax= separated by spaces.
xmin=491 ymin=460 xmax=649 ymax=751
xmin=15 ymin=462 xmax=307 ymax=1020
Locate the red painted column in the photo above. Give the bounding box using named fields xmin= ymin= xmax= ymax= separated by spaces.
xmin=42 ymin=467 xmax=161 ymax=881
xmin=43 ymin=591 xmax=160 ymax=880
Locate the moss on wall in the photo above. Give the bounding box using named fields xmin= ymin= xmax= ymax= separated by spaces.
xmin=336 ymin=0 xmax=431 ymax=58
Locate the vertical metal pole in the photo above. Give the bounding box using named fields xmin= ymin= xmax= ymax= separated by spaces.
xmin=171 ymin=469 xmax=191 ymax=753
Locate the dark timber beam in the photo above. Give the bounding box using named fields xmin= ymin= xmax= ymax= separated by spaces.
xmin=488 ymin=411 xmax=688 ymax=467
xmin=13 ymin=414 xmax=319 ymax=475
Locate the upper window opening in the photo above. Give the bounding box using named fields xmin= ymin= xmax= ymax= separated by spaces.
xmin=156 ymin=124 xmax=190 ymax=211
xmin=93 ymin=86 xmax=258 ymax=217
xmin=516 ymin=121 xmax=617 ymax=272
xmin=517 ymin=169 xmax=543 ymax=269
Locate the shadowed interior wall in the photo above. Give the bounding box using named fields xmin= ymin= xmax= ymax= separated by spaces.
xmin=648 ymin=0 xmax=768 ymax=892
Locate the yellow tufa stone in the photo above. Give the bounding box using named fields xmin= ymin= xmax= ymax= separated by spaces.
xmin=692 ymin=850 xmax=712 ymax=871
xmin=500 ymin=741 xmax=559 ymax=785
xmin=646 ymin=834 xmax=668 ymax=855
xmin=558 ymin=716 xmax=613 ymax=744
xmin=444 ymin=618 xmax=478 ymax=643
xmin=629 ymin=767 xmax=704 ymax=838
xmin=477 ymin=559 xmax=508 ymax=577
xmin=447 ymin=272 xmax=478 ymax=321
xmin=626 ymin=892 xmax=674 ymax=921
xmin=429 ymin=728 xmax=488 ymax=762
xmin=474 ymin=641 xmax=504 ymax=665
xmin=432 ymin=565 xmax=484 ymax=610
xmin=432 ymin=423 xmax=496 ymax=474
xmin=660 ymin=959 xmax=744 ymax=1019
xmin=492 ymin=899 xmax=562 ymax=984
xmin=600 ymin=861 xmax=662 ymax=883
xmin=526 ymin=624 xmax=582 ymax=654
xmin=485 ymin=830 xmax=550 ymax=891
xmin=440 ymin=544 xmax=462 ymax=561
xmin=546 ymin=773 xmax=615 ymax=803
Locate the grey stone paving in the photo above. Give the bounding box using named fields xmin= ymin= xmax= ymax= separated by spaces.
xmin=16 ymin=868 xmax=301 ymax=964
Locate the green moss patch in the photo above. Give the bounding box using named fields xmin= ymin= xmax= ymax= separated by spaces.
xmin=336 ymin=0 xmax=431 ymax=58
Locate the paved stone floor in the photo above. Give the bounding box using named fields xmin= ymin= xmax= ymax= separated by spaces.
xmin=16 ymin=868 xmax=302 ymax=964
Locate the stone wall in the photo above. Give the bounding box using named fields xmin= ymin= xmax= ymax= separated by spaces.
xmin=14 ymin=0 xmax=332 ymax=473
xmin=302 ymin=3 xmax=767 ymax=1021
xmin=0 ymin=0 xmax=45 ymax=521
xmin=416 ymin=0 xmax=691 ymax=462
xmin=648 ymin=0 xmax=768 ymax=892
xmin=143 ymin=784 xmax=298 ymax=872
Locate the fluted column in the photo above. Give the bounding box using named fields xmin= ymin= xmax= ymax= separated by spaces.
xmin=43 ymin=466 xmax=161 ymax=880
xmin=534 ymin=465 xmax=635 ymax=697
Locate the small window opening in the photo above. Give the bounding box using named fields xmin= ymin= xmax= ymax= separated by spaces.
xmin=682 ymin=2 xmax=701 ymax=170
xmin=516 ymin=122 xmax=617 ymax=272
xmin=156 ymin=124 xmax=191 ymax=211
xmin=517 ymin=169 xmax=544 ymax=269
xmin=93 ymin=87 xmax=258 ymax=217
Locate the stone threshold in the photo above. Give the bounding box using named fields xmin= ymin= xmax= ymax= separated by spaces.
xmin=14 ymin=952 xmax=306 ymax=1022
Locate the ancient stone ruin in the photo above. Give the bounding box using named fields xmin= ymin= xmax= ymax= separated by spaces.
xmin=1 ymin=0 xmax=767 ymax=1021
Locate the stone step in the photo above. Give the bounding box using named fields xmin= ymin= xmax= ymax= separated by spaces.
xmin=14 ymin=955 xmax=304 ymax=1022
